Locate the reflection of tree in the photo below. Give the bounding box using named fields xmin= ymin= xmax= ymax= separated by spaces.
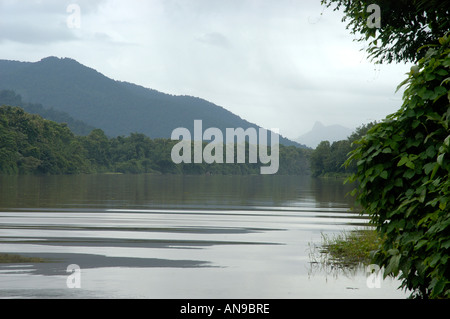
xmin=0 ymin=175 xmax=320 ymax=209
xmin=310 ymin=177 xmax=357 ymax=208
xmin=0 ymin=175 xmax=365 ymax=210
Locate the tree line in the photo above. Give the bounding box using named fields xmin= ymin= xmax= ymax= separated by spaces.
xmin=0 ymin=105 xmax=310 ymax=175
xmin=309 ymin=122 xmax=376 ymax=177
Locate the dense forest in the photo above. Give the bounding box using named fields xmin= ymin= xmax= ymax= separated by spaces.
xmin=309 ymin=122 xmax=376 ymax=177
xmin=0 ymin=105 xmax=310 ymax=175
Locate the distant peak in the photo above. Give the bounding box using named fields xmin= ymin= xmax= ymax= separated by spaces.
xmin=39 ymin=56 xmax=79 ymax=64
xmin=312 ymin=121 xmax=325 ymax=130
xmin=40 ymin=56 xmax=59 ymax=61
xmin=39 ymin=56 xmax=66 ymax=63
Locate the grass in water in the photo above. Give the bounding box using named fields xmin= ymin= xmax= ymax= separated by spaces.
xmin=308 ymin=228 xmax=383 ymax=278
xmin=320 ymin=228 xmax=382 ymax=267
xmin=0 ymin=253 xmax=47 ymax=264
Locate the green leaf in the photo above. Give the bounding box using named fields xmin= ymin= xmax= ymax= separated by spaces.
xmin=425 ymin=72 xmax=436 ymax=81
xmin=398 ymin=156 xmax=409 ymax=167
xmin=425 ymin=145 xmax=436 ymax=158
xmin=387 ymin=248 xmax=399 ymax=256
xmin=437 ymin=153 xmax=445 ymax=166
xmin=415 ymin=240 xmax=428 ymax=250
xmin=441 ymin=239 xmax=450 ymax=249
xmin=405 ymin=160 xmax=415 ymax=169
xmin=418 ymin=189 xmax=426 ymax=203
xmin=394 ymin=178 xmax=403 ymax=187
xmin=403 ymin=170 xmax=415 ymax=179
xmin=426 ymin=112 xmax=442 ymax=122
xmin=444 ymin=135 xmax=450 ymax=147
xmin=423 ymin=90 xmax=435 ymax=100
xmin=385 ymin=254 xmax=401 ymax=277
xmin=430 ymin=162 xmax=440 ymax=179
xmin=434 ymin=86 xmax=448 ymax=100
xmin=396 ymin=78 xmax=410 ymax=92
xmin=431 ymin=279 xmax=447 ymax=297
xmin=429 ymin=253 xmax=442 ymax=267
xmin=380 ymin=171 xmax=388 ymax=179
xmin=405 ymin=205 xmax=417 ymax=217
xmin=424 ymin=162 xmax=437 ymax=175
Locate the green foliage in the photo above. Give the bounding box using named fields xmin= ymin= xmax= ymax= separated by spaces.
xmin=278 ymin=145 xmax=311 ymax=175
xmin=309 ymin=122 xmax=375 ymax=177
xmin=0 ymin=106 xmax=90 ymax=174
xmin=321 ymin=0 xmax=450 ymax=64
xmin=346 ymin=34 xmax=450 ymax=298
xmin=0 ymin=106 xmax=310 ymax=176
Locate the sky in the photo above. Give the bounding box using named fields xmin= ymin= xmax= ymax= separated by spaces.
xmin=0 ymin=0 xmax=412 ymax=140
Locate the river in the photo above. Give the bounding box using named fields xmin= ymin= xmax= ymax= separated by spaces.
xmin=0 ymin=174 xmax=407 ymax=298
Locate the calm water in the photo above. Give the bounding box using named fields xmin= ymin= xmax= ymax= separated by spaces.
xmin=0 ymin=174 xmax=407 ymax=298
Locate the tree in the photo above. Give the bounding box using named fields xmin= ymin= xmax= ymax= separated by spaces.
xmin=310 ymin=141 xmax=331 ymax=177
xmin=346 ymin=34 xmax=450 ymax=298
xmin=81 ymin=128 xmax=111 ymax=170
xmin=0 ymin=106 xmax=90 ymax=174
xmin=323 ymin=0 xmax=450 ymax=298
xmin=321 ymin=0 xmax=450 ymax=64
xmin=308 ymin=122 xmax=376 ymax=177
xmin=328 ymin=140 xmax=352 ymax=174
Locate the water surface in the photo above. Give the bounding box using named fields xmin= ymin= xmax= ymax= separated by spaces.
xmin=0 ymin=175 xmax=407 ymax=298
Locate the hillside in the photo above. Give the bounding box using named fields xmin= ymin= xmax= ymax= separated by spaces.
xmin=0 ymin=106 xmax=310 ymax=175
xmin=295 ymin=121 xmax=353 ymax=149
xmin=0 ymin=56 xmax=304 ymax=147
xmin=0 ymin=90 xmax=95 ymax=136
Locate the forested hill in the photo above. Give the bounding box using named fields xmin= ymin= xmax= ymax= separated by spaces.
xmin=0 ymin=90 xmax=94 ymax=136
xmin=0 ymin=56 xmax=304 ymax=148
xmin=0 ymin=106 xmax=311 ymax=175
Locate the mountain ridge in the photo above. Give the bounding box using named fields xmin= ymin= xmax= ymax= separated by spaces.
xmin=0 ymin=56 xmax=305 ymax=147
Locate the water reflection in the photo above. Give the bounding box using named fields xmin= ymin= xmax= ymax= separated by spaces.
xmin=0 ymin=174 xmax=355 ymax=210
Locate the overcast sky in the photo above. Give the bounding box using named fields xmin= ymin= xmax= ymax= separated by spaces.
xmin=0 ymin=0 xmax=412 ymax=139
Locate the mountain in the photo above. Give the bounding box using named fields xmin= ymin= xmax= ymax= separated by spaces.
xmin=295 ymin=121 xmax=353 ymax=149
xmin=0 ymin=56 xmax=304 ymax=147
xmin=0 ymin=89 xmax=95 ymax=136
